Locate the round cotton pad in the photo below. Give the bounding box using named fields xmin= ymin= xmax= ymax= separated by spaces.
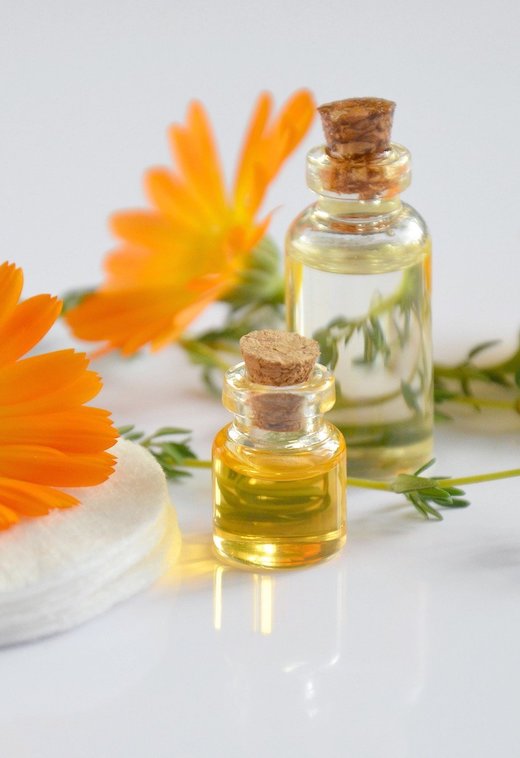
xmin=0 ymin=439 xmax=180 ymax=647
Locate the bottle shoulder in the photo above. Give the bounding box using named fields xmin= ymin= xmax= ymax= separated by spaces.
xmin=287 ymin=200 xmax=428 ymax=235
xmin=286 ymin=201 xmax=430 ymax=274
xmin=212 ymin=422 xmax=345 ymax=466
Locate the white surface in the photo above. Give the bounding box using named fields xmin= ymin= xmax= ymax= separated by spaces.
xmin=0 ymin=439 xmax=180 ymax=646
xmin=1 ymin=0 xmax=520 ymax=756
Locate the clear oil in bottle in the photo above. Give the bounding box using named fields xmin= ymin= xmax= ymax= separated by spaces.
xmin=286 ymin=98 xmax=433 ymax=479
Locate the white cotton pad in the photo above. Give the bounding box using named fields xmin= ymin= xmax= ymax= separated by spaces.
xmin=0 ymin=439 xmax=181 ymax=647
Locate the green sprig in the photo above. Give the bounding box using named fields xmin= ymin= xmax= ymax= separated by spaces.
xmin=434 ymin=337 xmax=520 ymax=416
xmin=118 ymin=425 xmax=201 ymax=481
xmin=391 ymin=459 xmax=470 ymax=520
xmin=60 ymin=236 xmax=520 ymax=422
xmin=123 ymin=425 xmax=520 ymax=521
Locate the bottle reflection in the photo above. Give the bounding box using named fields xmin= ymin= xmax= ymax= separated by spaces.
xmin=213 ymin=566 xmax=275 ymax=636
xmin=212 ymin=560 xmax=346 ymax=725
xmin=252 ymin=574 xmax=274 ymax=636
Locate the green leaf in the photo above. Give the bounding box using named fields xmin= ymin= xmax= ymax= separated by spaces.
xmin=393 ymin=473 xmax=436 ymax=494
xmin=60 ymin=287 xmax=96 ymax=315
xmin=467 ymin=340 xmax=500 ymax=360
xmin=117 ymin=424 xmax=136 ymax=436
xmin=117 ymin=424 xmax=200 ymax=482
xmin=151 ymin=427 xmax=192 ymax=437
xmin=401 ymin=381 xmax=421 ymax=413
xmin=220 ymin=237 xmax=284 ymax=310
xmin=486 ymin=371 xmax=511 ymax=388
xmin=415 ymin=498 xmax=443 ymax=521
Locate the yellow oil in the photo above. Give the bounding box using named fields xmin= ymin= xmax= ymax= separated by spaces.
xmin=212 ymin=424 xmax=347 ymax=569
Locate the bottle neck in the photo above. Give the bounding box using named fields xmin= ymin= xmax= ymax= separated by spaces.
xmin=230 ymin=413 xmax=327 ymax=448
xmin=222 ymin=363 xmax=336 ymax=449
xmin=306 ymin=143 xmax=411 ymax=206
xmin=314 ymin=193 xmax=403 ymax=226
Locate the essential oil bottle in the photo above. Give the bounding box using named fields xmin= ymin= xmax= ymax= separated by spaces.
xmin=286 ymin=98 xmax=433 ymax=480
xmin=212 ymin=330 xmax=346 ymax=569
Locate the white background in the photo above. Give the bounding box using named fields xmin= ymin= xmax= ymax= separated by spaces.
xmin=1 ymin=1 xmax=520 ymax=756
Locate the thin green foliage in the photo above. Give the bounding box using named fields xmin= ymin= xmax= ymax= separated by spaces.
xmin=392 ymin=459 xmax=470 ymax=521
xmin=434 ymin=338 xmax=520 ymax=416
xmin=121 ymin=425 xmax=520 ymax=521
xmin=118 ymin=425 xmax=198 ymax=481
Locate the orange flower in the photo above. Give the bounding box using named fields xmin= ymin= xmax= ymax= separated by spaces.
xmin=0 ymin=262 xmax=117 ymax=530
xmin=65 ymin=89 xmax=315 ymax=355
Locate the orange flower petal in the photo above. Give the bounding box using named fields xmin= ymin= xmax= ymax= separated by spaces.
xmin=0 ymin=478 xmax=79 ymax=517
xmin=0 ymin=349 xmax=90 ymax=405
xmin=0 ymin=503 xmax=19 ymax=530
xmin=0 ymin=295 xmax=62 ymax=368
xmin=0 ymin=262 xmax=117 ymax=530
xmin=144 ymin=168 xmax=212 ymax=231
xmin=0 ymin=446 xmax=115 ymax=487
xmin=110 ymin=211 xmax=179 ymax=253
xmin=66 ymin=90 xmax=316 ymax=355
xmin=0 ymin=408 xmax=116 ymax=453
xmin=233 ymin=92 xmax=273 ymax=209
xmin=168 ymin=102 xmax=228 ymax=221
xmin=184 ymin=101 xmax=227 ymax=212
xmin=66 ymin=274 xmax=228 ymax=355
xmin=234 ymin=89 xmax=315 ymax=216
xmin=0 ymin=262 xmax=24 ymax=328
xmin=0 ymin=369 xmax=103 ymax=417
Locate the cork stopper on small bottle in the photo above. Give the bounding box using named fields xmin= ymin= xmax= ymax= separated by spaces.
xmin=240 ymin=330 xmax=320 ymax=386
xmin=239 ymin=330 xmax=320 ymax=431
xmin=318 ymin=97 xmax=395 ymax=159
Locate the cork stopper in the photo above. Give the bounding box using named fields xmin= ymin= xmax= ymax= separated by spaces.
xmin=318 ymin=98 xmax=395 ymax=159
xmin=240 ymin=330 xmax=319 ymax=386
xmin=239 ymin=330 xmax=320 ymax=432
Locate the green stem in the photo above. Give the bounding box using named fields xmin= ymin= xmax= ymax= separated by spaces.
xmin=439 ymin=394 xmax=520 ymax=412
xmin=433 ymin=363 xmax=475 ymax=381
xmin=179 ymin=338 xmax=233 ymax=372
xmin=180 ymin=458 xmax=212 ymax=469
xmin=437 ymin=468 xmax=520 ymax=488
xmin=345 ymin=477 xmax=393 ymax=491
xmin=202 ymin=340 xmax=241 ymax=356
xmin=179 ymin=461 xmax=520 ymax=487
xmin=443 ymin=395 xmax=520 ymax=413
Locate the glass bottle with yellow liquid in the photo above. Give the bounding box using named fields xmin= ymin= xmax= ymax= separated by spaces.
xmin=286 ymin=98 xmax=433 ymax=480
xmin=212 ymin=330 xmax=346 ymax=569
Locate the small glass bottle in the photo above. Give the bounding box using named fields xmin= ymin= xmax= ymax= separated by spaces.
xmin=286 ymin=98 xmax=433 ymax=480
xmin=212 ymin=330 xmax=346 ymax=569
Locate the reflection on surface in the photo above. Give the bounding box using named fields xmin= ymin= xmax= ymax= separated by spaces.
xmin=158 ymin=534 xmax=360 ymax=734
xmin=213 ymin=564 xmax=224 ymax=631
xmin=211 ymin=557 xmax=347 ymax=723
xmin=253 ymin=574 xmax=274 ymax=636
xmin=214 ymin=567 xmax=275 ymax=634
xmin=159 ymin=530 xmax=432 ymax=743
xmin=160 ymin=532 xmax=219 ymax=586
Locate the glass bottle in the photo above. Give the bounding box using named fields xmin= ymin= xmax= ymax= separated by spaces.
xmin=285 ymin=98 xmax=433 ymax=480
xmin=212 ymin=359 xmax=346 ymax=569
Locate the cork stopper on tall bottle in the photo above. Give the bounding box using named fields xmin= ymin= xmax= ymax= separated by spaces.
xmin=239 ymin=330 xmax=320 ymax=431
xmin=313 ymin=97 xmax=406 ymax=198
xmin=318 ymin=97 xmax=395 ymax=159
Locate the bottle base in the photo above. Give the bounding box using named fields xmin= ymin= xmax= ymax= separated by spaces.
xmin=213 ymin=528 xmax=346 ymax=570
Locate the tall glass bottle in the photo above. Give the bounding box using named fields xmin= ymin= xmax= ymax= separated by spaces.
xmin=286 ymin=98 xmax=433 ymax=479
